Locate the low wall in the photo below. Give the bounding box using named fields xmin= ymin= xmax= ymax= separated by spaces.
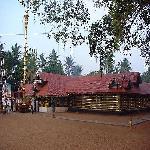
xmin=39 ymin=107 xmax=68 ymax=113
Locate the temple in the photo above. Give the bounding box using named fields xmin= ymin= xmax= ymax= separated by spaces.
xmin=22 ymin=72 xmax=150 ymax=112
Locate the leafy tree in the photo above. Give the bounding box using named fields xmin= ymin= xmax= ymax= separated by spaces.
xmin=18 ymin=0 xmax=90 ymax=45
xmin=92 ymin=0 xmax=150 ymax=65
xmin=103 ymin=51 xmax=115 ymax=74
xmin=88 ymin=15 xmax=115 ymax=75
xmin=87 ymin=70 xmax=103 ymax=76
xmin=71 ymin=65 xmax=83 ymax=76
xmin=116 ymin=58 xmax=132 ymax=73
xmin=26 ymin=48 xmax=38 ymax=83
xmin=64 ymin=56 xmax=75 ymax=76
xmin=141 ymin=67 xmax=150 ymax=83
xmin=113 ymin=63 xmax=120 ymax=74
xmin=4 ymin=43 xmax=23 ymax=92
xmin=64 ymin=55 xmax=83 ymax=76
xmin=38 ymin=53 xmax=46 ymax=70
xmin=43 ymin=49 xmax=64 ymax=75
xmin=0 ymin=41 xmax=4 ymax=51
xmin=19 ymin=0 xmax=150 ymax=66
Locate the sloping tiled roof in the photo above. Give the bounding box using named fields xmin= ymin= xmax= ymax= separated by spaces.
xmin=24 ymin=84 xmax=34 ymax=96
xmin=129 ymin=82 xmax=150 ymax=95
xmin=24 ymin=72 xmax=150 ymax=97
xmin=65 ymin=72 xmax=142 ymax=94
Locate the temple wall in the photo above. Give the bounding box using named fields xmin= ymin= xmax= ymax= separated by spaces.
xmin=69 ymin=94 xmax=150 ymax=112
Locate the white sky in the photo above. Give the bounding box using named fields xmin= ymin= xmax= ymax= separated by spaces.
xmin=0 ymin=0 xmax=146 ymax=75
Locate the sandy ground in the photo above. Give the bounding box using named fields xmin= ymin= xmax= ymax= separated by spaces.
xmin=0 ymin=112 xmax=150 ymax=150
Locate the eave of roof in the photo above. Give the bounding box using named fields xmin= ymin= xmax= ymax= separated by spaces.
xmin=24 ymin=72 xmax=150 ymax=97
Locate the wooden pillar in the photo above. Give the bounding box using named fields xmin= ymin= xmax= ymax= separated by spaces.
xmin=117 ymin=95 xmax=121 ymax=111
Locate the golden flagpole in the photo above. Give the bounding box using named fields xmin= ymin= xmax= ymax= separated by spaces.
xmin=23 ymin=10 xmax=29 ymax=84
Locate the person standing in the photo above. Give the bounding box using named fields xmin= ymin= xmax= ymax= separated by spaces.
xmin=51 ymin=97 xmax=56 ymax=118
xmin=11 ymin=99 xmax=13 ymax=112
xmin=31 ymin=105 xmax=34 ymax=114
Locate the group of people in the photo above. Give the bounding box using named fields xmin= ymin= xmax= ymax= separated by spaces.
xmin=0 ymin=98 xmax=17 ymax=114
xmin=29 ymin=97 xmax=56 ymax=117
xmin=0 ymin=97 xmax=56 ymax=118
xmin=1 ymin=103 xmax=13 ymax=114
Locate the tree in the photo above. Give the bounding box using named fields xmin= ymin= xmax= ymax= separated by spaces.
xmin=116 ymin=58 xmax=132 ymax=73
xmin=4 ymin=43 xmax=23 ymax=92
xmin=88 ymin=15 xmax=115 ymax=75
xmin=141 ymin=67 xmax=150 ymax=83
xmin=64 ymin=56 xmax=75 ymax=76
xmin=26 ymin=48 xmax=38 ymax=83
xmin=103 ymin=51 xmax=115 ymax=74
xmin=71 ymin=65 xmax=83 ymax=76
xmin=19 ymin=0 xmax=150 ymax=65
xmin=92 ymin=0 xmax=150 ymax=65
xmin=38 ymin=53 xmax=46 ymax=71
xmin=43 ymin=49 xmax=64 ymax=75
xmin=18 ymin=0 xmax=90 ymax=45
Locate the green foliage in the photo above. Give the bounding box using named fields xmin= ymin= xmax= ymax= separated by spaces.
xmin=38 ymin=53 xmax=46 ymax=70
xmin=64 ymin=55 xmax=83 ymax=76
xmin=18 ymin=0 xmax=150 ymax=66
xmin=42 ymin=49 xmax=64 ymax=75
xmin=103 ymin=51 xmax=115 ymax=73
xmin=71 ymin=65 xmax=83 ymax=76
xmin=88 ymin=58 xmax=132 ymax=75
xmin=0 ymin=41 xmax=4 ymax=51
xmin=4 ymin=43 xmax=23 ymax=91
xmin=87 ymin=70 xmax=103 ymax=76
xmin=88 ymin=15 xmax=115 ymax=74
xmin=115 ymin=58 xmax=132 ymax=73
xmin=18 ymin=0 xmax=90 ymax=45
xmin=93 ymin=0 xmax=150 ymax=65
xmin=141 ymin=67 xmax=150 ymax=83
xmin=64 ymin=56 xmax=75 ymax=76
xmin=26 ymin=48 xmax=38 ymax=83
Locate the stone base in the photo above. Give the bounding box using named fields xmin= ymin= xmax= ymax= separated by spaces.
xmin=39 ymin=107 xmax=68 ymax=113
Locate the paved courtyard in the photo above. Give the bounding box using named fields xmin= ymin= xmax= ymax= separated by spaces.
xmin=0 ymin=112 xmax=150 ymax=150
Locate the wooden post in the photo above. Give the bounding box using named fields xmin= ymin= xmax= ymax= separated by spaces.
xmin=129 ymin=115 xmax=132 ymax=127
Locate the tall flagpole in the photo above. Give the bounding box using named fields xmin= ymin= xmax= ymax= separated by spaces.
xmin=18 ymin=0 xmax=30 ymax=84
xmin=23 ymin=10 xmax=29 ymax=84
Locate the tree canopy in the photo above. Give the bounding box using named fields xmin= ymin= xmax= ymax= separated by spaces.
xmin=64 ymin=56 xmax=75 ymax=76
xmin=92 ymin=0 xmax=150 ymax=65
xmin=42 ymin=49 xmax=64 ymax=75
xmin=18 ymin=0 xmax=90 ymax=46
xmin=4 ymin=43 xmax=23 ymax=91
xmin=141 ymin=66 xmax=150 ymax=83
xmin=17 ymin=0 xmax=150 ymax=80
xmin=71 ymin=65 xmax=83 ymax=76
xmin=26 ymin=48 xmax=38 ymax=83
xmin=64 ymin=55 xmax=83 ymax=76
xmin=18 ymin=0 xmax=150 ymax=66
xmin=116 ymin=58 xmax=132 ymax=73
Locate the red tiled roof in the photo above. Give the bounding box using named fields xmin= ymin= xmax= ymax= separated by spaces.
xmin=24 ymin=72 xmax=150 ymax=97
xmin=129 ymin=82 xmax=150 ymax=95
xmin=36 ymin=83 xmax=48 ymax=97
xmin=65 ymin=72 xmax=142 ymax=94
xmin=24 ymin=84 xmax=34 ymax=96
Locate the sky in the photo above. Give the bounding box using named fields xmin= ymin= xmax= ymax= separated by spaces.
xmin=0 ymin=0 xmax=147 ymax=75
